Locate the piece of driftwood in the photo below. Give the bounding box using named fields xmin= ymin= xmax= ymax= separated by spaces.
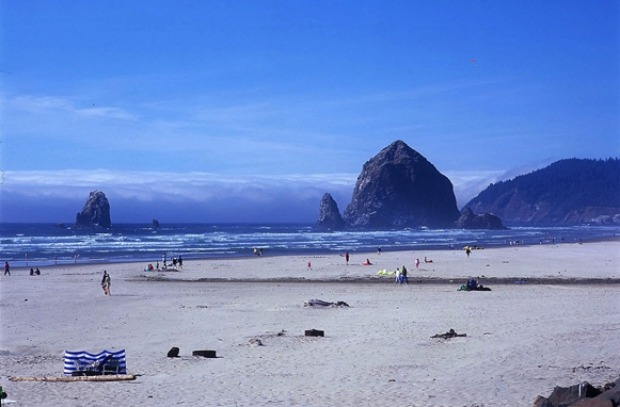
xmin=431 ymin=329 xmax=467 ymax=340
xmin=192 ymin=350 xmax=217 ymax=358
xmin=305 ymin=329 xmax=325 ymax=337
xmin=9 ymin=374 xmax=137 ymax=382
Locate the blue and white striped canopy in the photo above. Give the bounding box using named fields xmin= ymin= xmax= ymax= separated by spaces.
xmin=63 ymin=349 xmax=126 ymax=376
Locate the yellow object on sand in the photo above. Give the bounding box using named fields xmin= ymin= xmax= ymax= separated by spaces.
xmin=376 ymin=269 xmax=396 ymax=276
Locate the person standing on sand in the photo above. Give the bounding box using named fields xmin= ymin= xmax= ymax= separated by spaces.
xmin=401 ymin=265 xmax=409 ymax=284
xmin=415 ymin=258 xmax=420 ymax=269
xmin=4 ymin=261 xmax=10 ymax=276
xmin=345 ymin=252 xmax=350 ymax=265
xmin=101 ymin=270 xmax=111 ymax=295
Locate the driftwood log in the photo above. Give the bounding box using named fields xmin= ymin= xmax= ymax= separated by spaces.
xmin=9 ymin=374 xmax=137 ymax=382
xmin=431 ymin=329 xmax=467 ymax=339
xmin=305 ymin=329 xmax=325 ymax=337
xmin=192 ymin=350 xmax=217 ymax=358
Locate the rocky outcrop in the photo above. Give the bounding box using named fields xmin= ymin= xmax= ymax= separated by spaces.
xmin=534 ymin=377 xmax=620 ymax=407
xmin=343 ymin=140 xmax=461 ymax=229
xmin=316 ymin=193 xmax=345 ymax=230
xmin=76 ymin=191 xmax=111 ymax=228
xmin=455 ymin=208 xmax=506 ymax=230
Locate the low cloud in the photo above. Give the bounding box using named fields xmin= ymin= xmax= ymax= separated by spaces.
xmin=0 ymin=169 xmax=504 ymax=223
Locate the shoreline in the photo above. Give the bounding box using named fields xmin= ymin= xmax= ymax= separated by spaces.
xmin=8 ymin=235 xmax=620 ymax=273
xmin=5 ymin=232 xmax=620 ymax=269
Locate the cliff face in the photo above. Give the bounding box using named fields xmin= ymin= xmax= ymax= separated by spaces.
xmin=342 ymin=140 xmax=461 ymax=229
xmin=316 ymin=193 xmax=345 ymax=230
xmin=76 ymin=191 xmax=111 ymax=228
xmin=465 ymin=158 xmax=620 ymax=226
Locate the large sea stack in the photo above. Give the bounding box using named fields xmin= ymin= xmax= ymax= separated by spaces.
xmin=343 ymin=140 xmax=461 ymax=229
xmin=316 ymin=193 xmax=346 ymax=230
xmin=76 ymin=190 xmax=112 ymax=228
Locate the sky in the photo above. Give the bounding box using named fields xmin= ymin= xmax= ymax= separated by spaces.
xmin=0 ymin=0 xmax=618 ymax=223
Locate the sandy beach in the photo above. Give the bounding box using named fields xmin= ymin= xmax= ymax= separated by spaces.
xmin=1 ymin=241 xmax=619 ymax=406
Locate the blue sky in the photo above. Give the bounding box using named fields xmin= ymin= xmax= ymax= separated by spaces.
xmin=1 ymin=1 xmax=618 ymax=223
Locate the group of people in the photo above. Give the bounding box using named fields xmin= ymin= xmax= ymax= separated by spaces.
xmin=160 ymin=255 xmax=183 ymax=271
xmin=395 ymin=265 xmax=409 ymax=284
xmin=2 ymin=262 xmax=42 ymax=276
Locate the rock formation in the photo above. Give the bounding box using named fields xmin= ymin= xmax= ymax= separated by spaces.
xmin=343 ymin=140 xmax=461 ymax=229
xmin=76 ymin=191 xmax=111 ymax=228
xmin=316 ymin=193 xmax=345 ymax=230
xmin=534 ymin=377 xmax=620 ymax=407
xmin=455 ymin=208 xmax=506 ymax=230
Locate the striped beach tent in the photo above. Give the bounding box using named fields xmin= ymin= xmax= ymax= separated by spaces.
xmin=63 ymin=349 xmax=126 ymax=376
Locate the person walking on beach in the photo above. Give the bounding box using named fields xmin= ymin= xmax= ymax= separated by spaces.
xmin=345 ymin=252 xmax=350 ymax=265
xmin=4 ymin=262 xmax=10 ymax=276
xmin=101 ymin=270 xmax=111 ymax=296
xmin=415 ymin=258 xmax=420 ymax=269
xmin=401 ymin=265 xmax=409 ymax=284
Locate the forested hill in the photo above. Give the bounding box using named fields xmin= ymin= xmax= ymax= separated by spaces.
xmin=463 ymin=158 xmax=620 ymax=226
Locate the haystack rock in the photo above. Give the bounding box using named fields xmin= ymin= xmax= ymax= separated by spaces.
xmin=455 ymin=208 xmax=506 ymax=230
xmin=76 ymin=190 xmax=111 ymax=228
xmin=316 ymin=193 xmax=345 ymax=230
xmin=343 ymin=140 xmax=461 ymax=229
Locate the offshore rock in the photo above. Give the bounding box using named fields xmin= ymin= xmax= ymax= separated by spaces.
xmin=316 ymin=193 xmax=345 ymax=230
xmin=455 ymin=208 xmax=507 ymax=230
xmin=343 ymin=140 xmax=461 ymax=229
xmin=76 ymin=191 xmax=111 ymax=228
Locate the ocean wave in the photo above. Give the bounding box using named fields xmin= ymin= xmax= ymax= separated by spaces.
xmin=1 ymin=223 xmax=618 ymax=267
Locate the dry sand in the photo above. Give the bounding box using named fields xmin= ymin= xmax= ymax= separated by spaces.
xmin=1 ymin=241 xmax=619 ymax=406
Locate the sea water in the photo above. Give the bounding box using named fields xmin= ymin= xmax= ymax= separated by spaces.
xmin=0 ymin=222 xmax=618 ymax=268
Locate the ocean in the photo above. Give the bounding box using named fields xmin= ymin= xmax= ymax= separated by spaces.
xmin=1 ymin=222 xmax=618 ymax=268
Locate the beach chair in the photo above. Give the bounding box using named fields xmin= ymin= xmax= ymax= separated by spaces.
xmin=72 ymin=358 xmax=89 ymax=374
xmin=102 ymin=358 xmax=122 ymax=375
